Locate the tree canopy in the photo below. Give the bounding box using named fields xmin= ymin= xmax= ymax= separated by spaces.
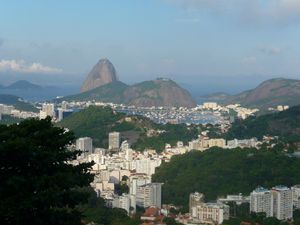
xmin=0 ymin=118 xmax=94 ymax=225
xmin=152 ymin=148 xmax=300 ymax=210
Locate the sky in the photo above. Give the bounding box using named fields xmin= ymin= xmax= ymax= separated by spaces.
xmin=0 ymin=0 xmax=300 ymax=94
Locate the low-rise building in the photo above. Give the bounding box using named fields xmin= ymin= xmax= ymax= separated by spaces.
xmin=191 ymin=202 xmax=230 ymax=225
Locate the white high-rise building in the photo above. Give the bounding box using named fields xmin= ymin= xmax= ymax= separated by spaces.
xmin=109 ymin=132 xmax=120 ymax=149
xmin=129 ymin=174 xmax=151 ymax=195
xmin=250 ymin=186 xmax=293 ymax=220
xmin=134 ymin=158 xmax=161 ymax=176
xmin=292 ymin=185 xmax=300 ymax=209
xmin=250 ymin=187 xmax=273 ymax=217
xmin=40 ymin=103 xmax=55 ymax=119
xmin=125 ymin=148 xmax=133 ymax=161
xmin=121 ymin=140 xmax=130 ymax=151
xmin=191 ymin=203 xmax=229 ymax=225
xmin=0 ymin=104 xmax=14 ymax=115
xmin=136 ymin=183 xmax=162 ymax=208
xmin=76 ymin=137 xmax=93 ymax=156
xmin=271 ymin=186 xmax=293 ymax=220
xmin=112 ymin=194 xmax=131 ymax=214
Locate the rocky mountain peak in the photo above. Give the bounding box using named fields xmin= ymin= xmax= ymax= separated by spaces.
xmin=80 ymin=58 xmax=118 ymax=93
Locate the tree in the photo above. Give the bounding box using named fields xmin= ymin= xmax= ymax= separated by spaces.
xmin=0 ymin=118 xmax=94 ymax=225
xmin=163 ymin=217 xmax=184 ymax=225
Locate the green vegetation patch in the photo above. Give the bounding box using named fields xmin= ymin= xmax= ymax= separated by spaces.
xmin=153 ymin=148 xmax=300 ymax=209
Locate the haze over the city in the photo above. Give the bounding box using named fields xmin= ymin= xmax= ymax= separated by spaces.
xmin=1 ymin=0 xmax=300 ymax=94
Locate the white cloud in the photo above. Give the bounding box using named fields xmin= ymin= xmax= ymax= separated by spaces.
xmin=0 ymin=59 xmax=63 ymax=74
xmin=259 ymin=47 xmax=282 ymax=55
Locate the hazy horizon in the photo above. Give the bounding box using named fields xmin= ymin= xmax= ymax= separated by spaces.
xmin=1 ymin=0 xmax=300 ymax=96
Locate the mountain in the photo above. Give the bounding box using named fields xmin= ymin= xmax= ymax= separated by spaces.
xmin=201 ymin=78 xmax=300 ymax=110
xmin=0 ymin=80 xmax=78 ymax=101
xmin=0 ymin=94 xmax=38 ymax=112
xmin=123 ymin=78 xmax=196 ymax=107
xmin=152 ymin=148 xmax=300 ymax=209
xmin=226 ymin=104 xmax=300 ymax=142
xmin=65 ymin=58 xmax=197 ymax=107
xmin=5 ymin=80 xmax=42 ymax=90
xmin=63 ymin=78 xmax=196 ymax=108
xmin=80 ymin=58 xmax=118 ymax=93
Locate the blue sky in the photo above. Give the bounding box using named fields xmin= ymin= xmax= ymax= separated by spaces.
xmin=0 ymin=0 xmax=300 ymax=93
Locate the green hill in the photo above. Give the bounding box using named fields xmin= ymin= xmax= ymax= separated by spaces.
xmin=152 ymin=148 xmax=300 ymax=210
xmin=0 ymin=94 xmax=38 ymax=112
xmin=59 ymin=78 xmax=197 ymax=108
xmin=202 ymin=78 xmax=300 ymax=110
xmin=58 ymin=106 xmax=202 ymax=151
xmin=226 ymin=105 xmax=300 ymax=142
xmin=58 ymin=106 xmax=155 ymax=148
xmin=61 ymin=81 xmax=129 ymax=103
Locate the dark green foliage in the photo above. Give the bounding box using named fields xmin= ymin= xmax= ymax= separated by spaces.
xmin=226 ymin=105 xmax=300 ymax=142
xmin=115 ymin=183 xmax=129 ymax=195
xmin=152 ymin=148 xmax=300 ymax=208
xmin=133 ymin=123 xmax=200 ymax=152
xmin=58 ymin=106 xmax=158 ymax=148
xmin=294 ymin=210 xmax=300 ymax=225
xmin=0 ymin=118 xmax=94 ymax=225
xmin=59 ymin=106 xmax=203 ymax=152
xmin=78 ymin=190 xmax=141 ymax=225
xmin=227 ymin=202 xmax=250 ymax=218
xmin=0 ymin=115 xmax=23 ymax=125
xmin=163 ymin=217 xmax=184 ymax=225
xmin=223 ymin=212 xmax=291 ymax=225
xmin=59 ymin=106 xmax=125 ymax=148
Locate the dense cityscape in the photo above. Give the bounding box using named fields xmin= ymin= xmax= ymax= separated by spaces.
xmin=1 ymin=98 xmax=298 ymax=224
xmin=1 ymin=1 xmax=300 ymax=225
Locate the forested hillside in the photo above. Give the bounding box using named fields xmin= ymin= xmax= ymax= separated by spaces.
xmin=152 ymin=148 xmax=300 ymax=210
xmin=226 ymin=105 xmax=300 ymax=142
xmin=58 ymin=106 xmax=202 ymax=151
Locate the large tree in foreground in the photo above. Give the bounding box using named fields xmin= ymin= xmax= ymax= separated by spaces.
xmin=0 ymin=118 xmax=94 ymax=225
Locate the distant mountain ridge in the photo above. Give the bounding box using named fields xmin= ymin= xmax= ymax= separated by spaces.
xmin=0 ymin=80 xmax=78 ymax=101
xmin=62 ymin=78 xmax=197 ymax=108
xmin=226 ymin=104 xmax=300 ymax=142
xmin=0 ymin=94 xmax=38 ymax=112
xmin=63 ymin=58 xmax=197 ymax=108
xmin=201 ymin=78 xmax=300 ymax=110
xmin=5 ymin=80 xmax=42 ymax=90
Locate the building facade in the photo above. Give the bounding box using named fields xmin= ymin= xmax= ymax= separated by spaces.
xmin=76 ymin=137 xmax=93 ymax=156
xmin=109 ymin=132 xmax=120 ymax=149
xmin=250 ymin=187 xmax=273 ymax=217
xmin=189 ymin=192 xmax=205 ymax=214
xmin=292 ymin=185 xmax=300 ymax=209
xmin=250 ymin=186 xmax=293 ymax=220
xmin=191 ymin=203 xmax=230 ymax=225
xmin=136 ymin=183 xmax=162 ymax=208
xmin=271 ymin=186 xmax=293 ymax=220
